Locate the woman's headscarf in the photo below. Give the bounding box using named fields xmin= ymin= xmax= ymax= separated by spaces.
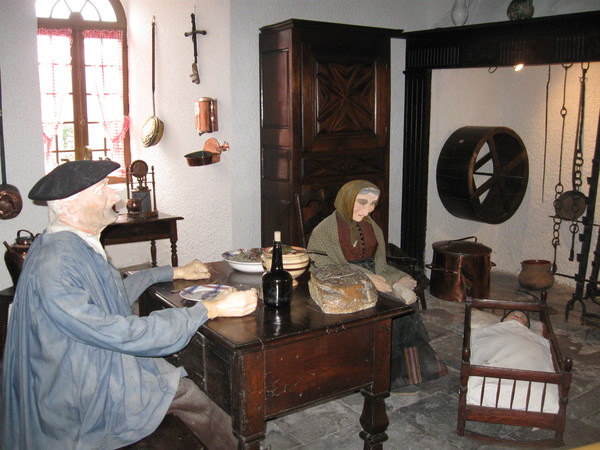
xmin=334 ymin=180 xmax=380 ymax=246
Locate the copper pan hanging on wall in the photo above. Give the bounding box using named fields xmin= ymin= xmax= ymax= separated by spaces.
xmin=0 ymin=69 xmax=23 ymax=220
xmin=141 ymin=17 xmax=164 ymax=148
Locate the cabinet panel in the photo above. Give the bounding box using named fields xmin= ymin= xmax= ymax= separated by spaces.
xmin=261 ymin=49 xmax=290 ymax=128
xmin=260 ymin=19 xmax=400 ymax=247
xmin=262 ymin=146 xmax=291 ymax=182
xmin=261 ymin=179 xmax=293 ymax=244
xmin=304 ymin=52 xmax=389 ymax=153
xmin=302 ymin=151 xmax=386 ymax=180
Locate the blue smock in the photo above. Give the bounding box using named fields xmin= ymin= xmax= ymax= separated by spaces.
xmin=1 ymin=231 xmax=208 ymax=449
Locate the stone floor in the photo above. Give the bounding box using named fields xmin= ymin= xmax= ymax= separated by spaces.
xmin=260 ymin=273 xmax=600 ymax=449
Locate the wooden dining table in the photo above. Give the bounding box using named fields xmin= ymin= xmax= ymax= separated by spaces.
xmin=140 ymin=261 xmax=412 ymax=449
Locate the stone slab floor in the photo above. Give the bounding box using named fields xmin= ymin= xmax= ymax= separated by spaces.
xmin=261 ymin=272 xmax=600 ymax=450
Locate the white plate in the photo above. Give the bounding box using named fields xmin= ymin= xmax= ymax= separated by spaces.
xmin=179 ymin=284 xmax=232 ymax=302
xmin=222 ymin=250 xmax=264 ymax=273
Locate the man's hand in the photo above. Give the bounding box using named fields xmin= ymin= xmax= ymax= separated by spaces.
xmin=202 ymin=289 xmax=258 ymax=320
xmin=366 ymin=273 xmax=393 ymax=293
xmin=173 ymin=259 xmax=211 ymax=280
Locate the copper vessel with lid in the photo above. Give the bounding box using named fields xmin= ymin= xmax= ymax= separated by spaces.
xmin=428 ymin=236 xmax=493 ymax=302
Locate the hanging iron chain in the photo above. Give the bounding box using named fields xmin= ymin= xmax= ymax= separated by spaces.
xmin=542 ymin=65 xmax=551 ymax=202
xmin=572 ymin=62 xmax=589 ymax=192
xmin=554 ymin=64 xmax=572 ymax=202
xmin=552 ymin=216 xmax=561 ymax=273
xmin=551 ymin=64 xmax=572 ymax=273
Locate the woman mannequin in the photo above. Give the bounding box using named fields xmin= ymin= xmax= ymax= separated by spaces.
xmin=307 ymin=180 xmax=447 ymax=391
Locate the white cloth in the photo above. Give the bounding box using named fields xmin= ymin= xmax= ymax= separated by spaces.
xmin=467 ymin=320 xmax=559 ymax=413
xmin=392 ymin=283 xmax=417 ymax=305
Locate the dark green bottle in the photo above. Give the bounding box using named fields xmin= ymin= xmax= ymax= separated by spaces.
xmin=262 ymin=231 xmax=292 ymax=307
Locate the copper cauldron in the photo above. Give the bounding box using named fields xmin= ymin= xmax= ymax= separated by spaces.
xmin=428 ymin=236 xmax=493 ymax=302
xmin=4 ymin=229 xmax=37 ymax=287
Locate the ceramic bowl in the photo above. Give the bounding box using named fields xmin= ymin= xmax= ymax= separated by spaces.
xmin=261 ymin=246 xmax=310 ymax=280
xmin=222 ymin=250 xmax=265 ymax=273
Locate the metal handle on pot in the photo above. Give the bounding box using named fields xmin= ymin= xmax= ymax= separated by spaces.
xmin=449 ymin=236 xmax=477 ymax=244
xmin=460 ymin=261 xmax=495 ymax=279
xmin=425 ymin=263 xmax=459 ymax=275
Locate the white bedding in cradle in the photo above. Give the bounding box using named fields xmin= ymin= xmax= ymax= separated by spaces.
xmin=467 ymin=320 xmax=559 ymax=413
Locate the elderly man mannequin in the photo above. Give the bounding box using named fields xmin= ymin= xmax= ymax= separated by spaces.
xmin=1 ymin=161 xmax=257 ymax=449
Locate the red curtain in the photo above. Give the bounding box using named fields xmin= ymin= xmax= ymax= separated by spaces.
xmin=83 ymin=29 xmax=129 ymax=177
xmin=37 ymin=27 xmax=128 ymax=176
xmin=37 ymin=27 xmax=72 ymax=170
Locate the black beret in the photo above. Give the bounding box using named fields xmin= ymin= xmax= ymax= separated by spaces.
xmin=28 ymin=160 xmax=121 ymax=201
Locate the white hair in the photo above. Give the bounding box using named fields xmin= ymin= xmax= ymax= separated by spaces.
xmin=47 ymin=192 xmax=79 ymax=222
xmin=358 ymin=186 xmax=380 ymax=197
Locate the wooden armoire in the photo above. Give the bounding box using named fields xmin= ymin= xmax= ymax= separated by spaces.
xmin=259 ymin=19 xmax=403 ymax=247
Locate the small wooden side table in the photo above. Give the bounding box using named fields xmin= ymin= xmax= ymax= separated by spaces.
xmin=100 ymin=212 xmax=183 ymax=267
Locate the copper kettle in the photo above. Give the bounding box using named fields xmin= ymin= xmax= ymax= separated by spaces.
xmin=4 ymin=229 xmax=37 ymax=287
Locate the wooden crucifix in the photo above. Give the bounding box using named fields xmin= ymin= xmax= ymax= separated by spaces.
xmin=184 ymin=13 xmax=207 ymax=84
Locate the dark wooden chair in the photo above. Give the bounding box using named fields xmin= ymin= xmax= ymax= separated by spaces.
xmin=295 ymin=187 xmax=338 ymax=249
xmin=386 ymin=243 xmax=428 ymax=310
xmin=295 ymin=189 xmax=428 ymax=310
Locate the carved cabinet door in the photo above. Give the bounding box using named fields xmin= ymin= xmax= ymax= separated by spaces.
xmin=260 ymin=19 xmax=400 ymax=247
xmin=301 ymin=35 xmax=390 ymax=153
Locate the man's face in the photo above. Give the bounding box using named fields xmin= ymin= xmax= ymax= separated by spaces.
xmin=69 ymin=179 xmax=120 ymax=232
xmin=353 ymin=192 xmax=379 ymax=222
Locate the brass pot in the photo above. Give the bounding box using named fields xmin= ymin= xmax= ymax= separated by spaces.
xmin=141 ymin=115 xmax=164 ymax=148
xmin=428 ymin=236 xmax=493 ymax=302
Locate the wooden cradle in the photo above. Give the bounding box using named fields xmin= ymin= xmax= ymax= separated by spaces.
xmin=457 ymin=290 xmax=573 ymax=447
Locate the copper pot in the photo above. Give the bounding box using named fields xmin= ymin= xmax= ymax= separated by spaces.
xmin=4 ymin=229 xmax=37 ymax=287
xmin=428 ymin=236 xmax=494 ymax=302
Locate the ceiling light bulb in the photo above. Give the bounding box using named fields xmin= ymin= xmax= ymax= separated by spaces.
xmin=514 ymin=63 xmax=524 ymax=71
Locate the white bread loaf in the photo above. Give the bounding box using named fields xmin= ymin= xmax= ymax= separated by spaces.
xmin=308 ymin=265 xmax=378 ymax=314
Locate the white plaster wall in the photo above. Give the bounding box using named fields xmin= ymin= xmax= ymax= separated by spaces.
xmin=1 ymin=0 xmax=599 ymax=289
xmin=428 ymin=63 xmax=600 ymax=285
xmin=110 ymin=0 xmax=435 ymax=269
xmin=0 ymin=0 xmax=436 ymax=287
xmin=0 ymin=0 xmax=49 ymax=288
xmin=107 ymin=0 xmax=235 ymax=268
xmin=228 ymin=0 xmax=439 ymax=253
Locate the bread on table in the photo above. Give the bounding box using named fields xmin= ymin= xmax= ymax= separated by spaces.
xmin=308 ymin=265 xmax=377 ymax=314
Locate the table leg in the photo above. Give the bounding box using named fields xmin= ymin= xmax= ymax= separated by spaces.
xmin=150 ymin=239 xmax=157 ymax=267
xmin=170 ymin=238 xmax=178 ymax=267
xmin=231 ymin=351 xmax=267 ymax=449
xmin=359 ymin=390 xmax=389 ymax=449
xmin=359 ymin=319 xmax=392 ymax=449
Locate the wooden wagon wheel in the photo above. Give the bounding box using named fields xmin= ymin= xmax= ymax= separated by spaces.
xmin=436 ymin=126 xmax=529 ymax=224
